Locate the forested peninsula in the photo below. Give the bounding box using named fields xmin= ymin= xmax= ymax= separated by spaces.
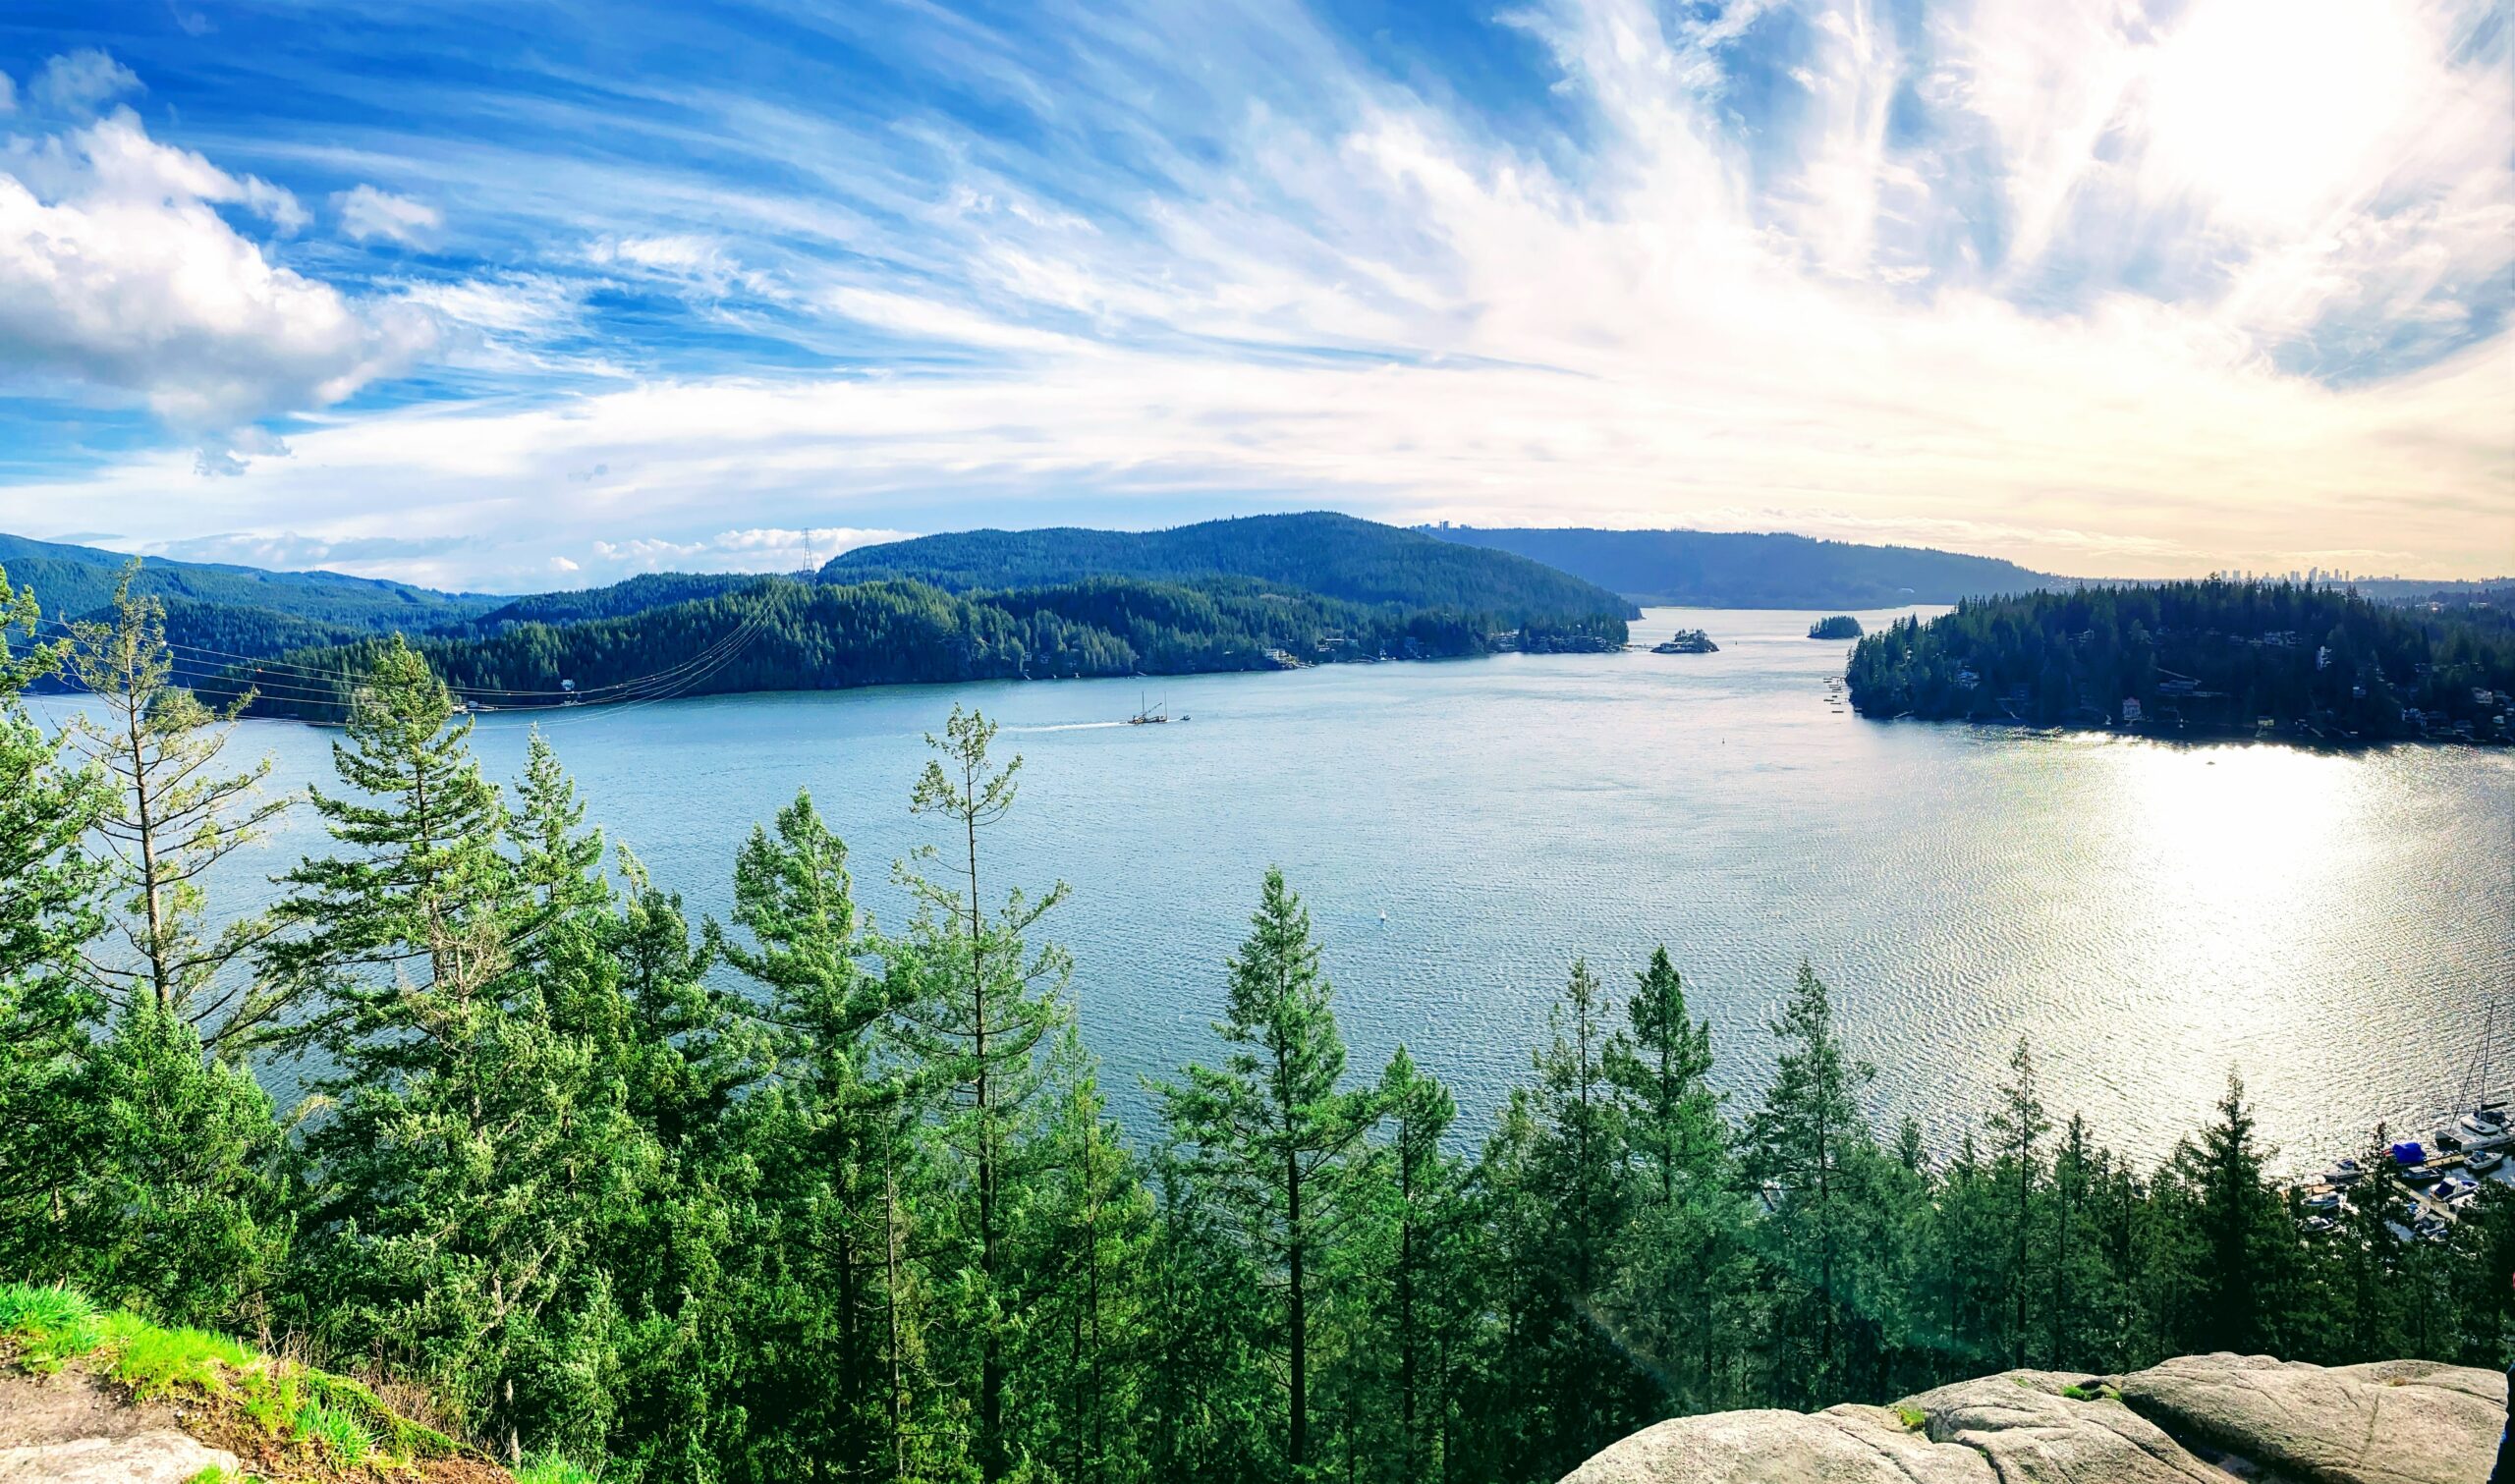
xmin=8 ymin=569 xmax=2513 ymax=1484
xmin=222 ymin=571 xmax=1628 ymax=722
xmin=1847 ymin=581 xmax=2515 ymax=742
xmin=5 ymin=516 xmax=1635 ymax=721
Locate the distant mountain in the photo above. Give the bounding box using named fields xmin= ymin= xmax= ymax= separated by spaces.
xmin=0 ymin=532 xmax=495 ymax=641
xmin=821 ymin=512 xmax=1640 ymax=623
xmin=1420 ymin=525 xmax=2055 ymax=608
xmin=450 ymin=572 xmax=778 ymax=634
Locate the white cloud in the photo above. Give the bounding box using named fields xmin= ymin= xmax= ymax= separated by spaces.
xmin=547 ymin=555 xmax=580 ymax=573
xmin=0 ymin=101 xmax=437 ymax=438
xmin=5 ymin=3 xmax=2508 ymax=584
xmin=0 ymin=74 xmax=17 ymax=115
xmin=28 ymin=49 xmax=140 ymax=115
xmin=590 ymin=526 xmax=914 ymax=575
xmin=337 ymin=183 xmax=442 ymax=244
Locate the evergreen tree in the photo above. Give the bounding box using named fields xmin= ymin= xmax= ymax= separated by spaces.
xmin=1603 ymin=949 xmax=1749 ymax=1414
xmin=64 ymin=562 xmax=298 ymax=1053
xmin=1743 ymin=961 xmax=1881 ymax=1405
xmin=1501 ymin=958 xmax=1645 ymax=1470
xmin=1606 ymin=946 xmax=1721 ymax=1205
xmin=710 ymin=788 xmax=930 ymax=1480
xmin=891 ymin=705 xmax=1074 ymax=1481
xmin=54 ymin=994 xmax=289 ymax=1330
xmin=1011 ymin=1026 xmax=1156 ymax=1484
xmin=278 ymin=645 xmax=650 ymax=1466
xmin=1984 ymin=1038 xmax=2048 ymax=1367
xmin=2163 ymin=1073 xmax=2288 ymax=1354
xmin=1159 ymin=867 xmax=1378 ymax=1479
xmin=0 ymin=562 xmax=108 ymax=1285
xmin=1376 ymin=1047 xmax=1467 ymax=1483
xmin=262 ymin=635 xmax=515 ymax=1019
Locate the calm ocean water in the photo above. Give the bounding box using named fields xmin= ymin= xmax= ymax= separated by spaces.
xmin=52 ymin=606 xmax=2515 ymax=1170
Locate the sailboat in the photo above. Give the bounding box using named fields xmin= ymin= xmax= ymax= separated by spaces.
xmin=1127 ymin=691 xmax=1170 ymax=726
xmin=2442 ymin=996 xmax=2510 ymax=1154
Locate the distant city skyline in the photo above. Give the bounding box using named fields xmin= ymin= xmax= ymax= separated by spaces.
xmin=1 ymin=0 xmax=2509 ymax=590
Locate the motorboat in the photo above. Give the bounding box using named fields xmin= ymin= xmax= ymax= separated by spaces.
xmin=2324 ymin=1157 xmax=2363 ymax=1184
xmin=2468 ymin=1148 xmax=2504 ymax=1174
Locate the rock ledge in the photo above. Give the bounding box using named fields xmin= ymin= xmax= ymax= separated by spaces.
xmin=1563 ymin=1354 xmax=2505 ymax=1484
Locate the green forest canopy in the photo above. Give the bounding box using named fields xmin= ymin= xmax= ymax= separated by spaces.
xmin=222 ymin=572 xmax=1630 ymax=721
xmin=1846 ymin=580 xmax=2515 ymax=740
xmin=822 ymin=511 xmax=1640 ymax=620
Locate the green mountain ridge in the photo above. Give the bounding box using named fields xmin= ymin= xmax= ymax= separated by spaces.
xmin=821 ymin=510 xmax=1642 ymax=621
xmin=1422 ymin=524 xmax=2057 ymax=607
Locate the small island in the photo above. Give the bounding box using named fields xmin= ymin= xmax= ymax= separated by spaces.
xmin=1651 ymin=629 xmax=1719 ymax=654
xmin=1808 ymin=614 xmax=1864 ymax=639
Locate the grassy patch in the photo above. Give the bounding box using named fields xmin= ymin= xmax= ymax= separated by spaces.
xmin=292 ymin=1395 xmax=377 ymax=1467
xmin=515 ymin=1457 xmax=602 ymax=1484
xmin=0 ymin=1281 xmax=106 ymax=1369
xmin=1893 ymin=1403 xmax=1928 ymax=1431
xmin=111 ymin=1321 xmax=258 ymax=1400
xmin=0 ymin=1279 xmax=469 ymax=1477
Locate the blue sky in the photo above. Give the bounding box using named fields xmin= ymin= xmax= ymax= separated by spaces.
xmin=1 ymin=0 xmax=2508 ymax=590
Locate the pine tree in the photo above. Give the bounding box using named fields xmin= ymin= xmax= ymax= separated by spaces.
xmin=1601 ymin=950 xmax=1749 ymax=1414
xmin=1607 ymin=946 xmax=1721 ymax=1205
xmin=1506 ymin=957 xmax=1644 ymax=1469
xmin=710 ymin=787 xmax=924 ymax=1479
xmin=0 ymin=561 xmax=110 ymax=1282
xmin=1743 ymin=961 xmax=1878 ymax=1405
xmin=263 ymin=635 xmax=514 ymax=1020
xmin=1158 ymin=867 xmax=1378 ymax=1480
xmin=278 ymin=644 xmax=647 ymax=1466
xmin=2165 ymin=1072 xmax=2287 ymax=1354
xmin=56 ymin=993 xmax=289 ymax=1329
xmin=1012 ymin=1026 xmax=1156 ymax=1484
xmin=1376 ymin=1046 xmax=1467 ymax=1483
xmin=1984 ymin=1038 xmax=2048 ymax=1367
xmin=891 ymin=705 xmax=1073 ymax=1481
xmin=64 ymin=563 xmax=297 ymax=1053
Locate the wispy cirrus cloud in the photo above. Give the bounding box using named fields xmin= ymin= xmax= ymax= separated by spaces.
xmin=0 ymin=0 xmax=2505 ymax=588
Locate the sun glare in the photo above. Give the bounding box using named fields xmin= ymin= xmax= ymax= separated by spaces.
xmin=2141 ymin=0 xmax=2424 ymax=230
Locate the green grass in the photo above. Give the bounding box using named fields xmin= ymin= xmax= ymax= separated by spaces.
xmin=2060 ymin=1382 xmax=2106 ymax=1402
xmin=516 ymin=1457 xmax=603 ymax=1484
xmin=292 ymin=1395 xmax=376 ymax=1467
xmin=1893 ymin=1402 xmax=1928 ymax=1431
xmin=109 ymin=1320 xmax=258 ymax=1400
xmin=0 ymin=1282 xmax=107 ymax=1371
xmin=0 ymin=1279 xmax=463 ymax=1471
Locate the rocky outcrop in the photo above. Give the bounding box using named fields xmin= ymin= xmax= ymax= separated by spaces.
xmin=0 ymin=1371 xmax=240 ymax=1484
xmin=1564 ymin=1354 xmax=2507 ymax=1484
xmin=2114 ymin=1354 xmax=2503 ymax=1484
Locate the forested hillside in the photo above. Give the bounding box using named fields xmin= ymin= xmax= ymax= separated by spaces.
xmin=1847 ymin=580 xmax=2515 ymax=741
xmin=822 ymin=511 xmax=1640 ymax=620
xmin=226 ymin=572 xmax=1627 ymax=721
xmin=1425 ymin=525 xmax=2053 ymax=607
xmin=7 ymin=567 xmax=2511 ymax=1484
xmin=0 ymin=532 xmax=493 ymax=636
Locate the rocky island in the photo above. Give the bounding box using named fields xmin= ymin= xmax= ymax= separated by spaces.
xmin=1651 ymin=630 xmax=1719 ymax=654
xmin=1807 ymin=614 xmax=1863 ymax=639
